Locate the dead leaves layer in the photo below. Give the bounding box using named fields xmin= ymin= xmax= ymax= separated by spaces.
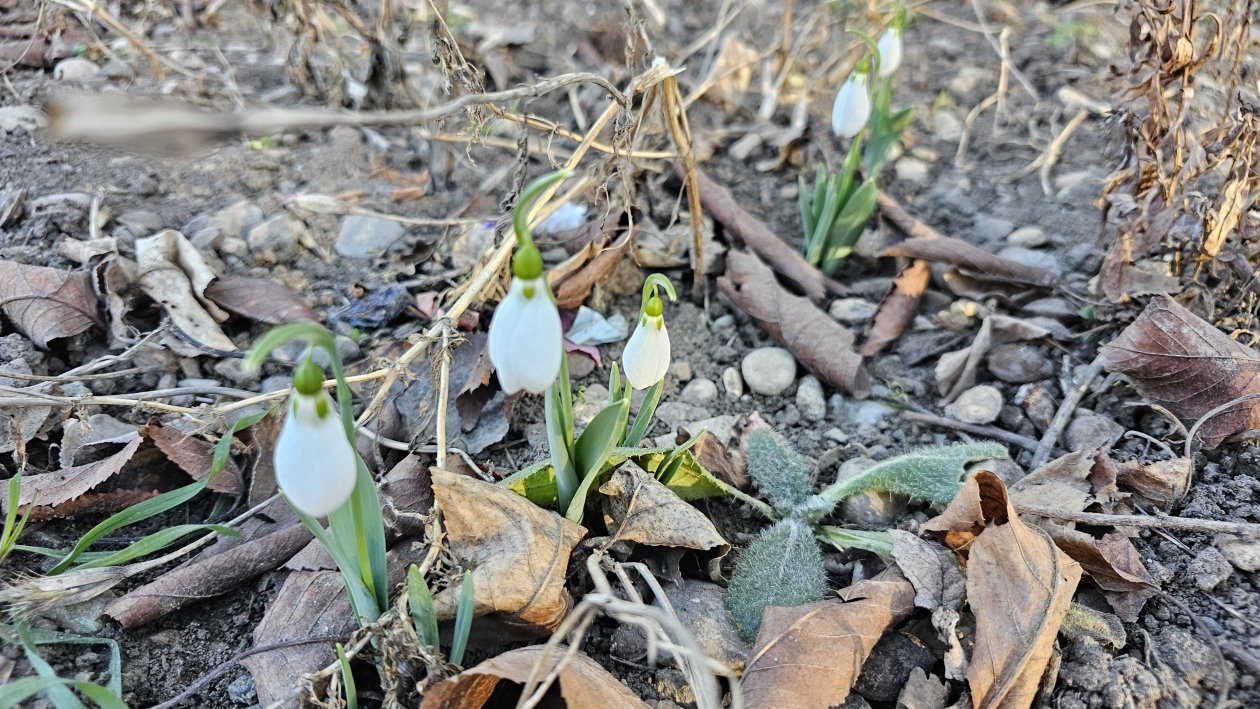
xmin=421 ymin=645 xmax=648 ymax=708
xmin=718 ymin=250 xmax=870 ymax=397
xmin=0 ymin=260 xmax=98 ymax=347
xmin=1100 ymin=295 xmax=1260 ymax=448
xmin=740 ymin=569 xmax=915 ymax=708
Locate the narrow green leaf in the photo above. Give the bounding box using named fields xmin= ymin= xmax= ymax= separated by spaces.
xmin=799 ymin=173 xmax=816 ymax=241
xmin=18 ymin=624 xmax=85 ymax=709
xmin=406 ymin=565 xmax=439 ymax=652
xmin=73 ymin=524 xmax=238 ymax=570
xmin=821 ymin=179 xmax=878 ymax=272
xmin=545 ymin=380 xmax=578 ymax=510
xmin=573 ymin=398 xmax=629 ymax=480
xmin=622 ymin=378 xmax=663 ymax=447
xmin=19 ymin=626 xmax=122 ymax=697
xmin=449 ymin=572 xmax=475 ymax=666
xmin=288 ymin=498 xmax=380 ymax=625
xmin=336 ymin=643 xmax=358 ymax=709
xmin=0 ymin=678 xmax=126 ymax=709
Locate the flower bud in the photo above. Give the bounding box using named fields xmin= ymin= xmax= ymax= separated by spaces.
xmin=488 ymin=275 xmax=563 ymax=394
xmin=275 ymin=382 xmax=357 ymax=518
xmin=623 ymin=301 xmax=670 ymax=390
xmin=831 ymin=72 xmax=871 ymax=139
xmin=877 ymin=28 xmax=903 ymax=77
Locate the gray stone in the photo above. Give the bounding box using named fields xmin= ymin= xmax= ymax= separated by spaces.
xmin=712 ymin=314 xmax=735 ymax=330
xmin=654 ymin=580 xmax=748 ymax=673
xmin=214 ymin=201 xmax=264 ymax=240
xmin=721 ymin=366 xmax=744 ymax=398
xmin=740 ymin=347 xmax=796 ymax=396
xmin=946 ymin=385 xmax=1003 ymax=424
xmin=933 ymin=111 xmax=963 ymax=142
xmin=654 ymin=401 xmax=712 ymax=433
xmin=573 ymin=384 xmax=610 ymax=427
xmin=54 ymin=58 xmax=100 ymax=82
xmin=972 ymin=214 xmax=1014 ymax=242
xmin=854 ymin=631 xmax=936 ymax=703
xmin=681 ymin=377 xmax=718 ymax=406
xmin=668 ymin=359 xmax=693 ymax=382
xmin=213 ymin=358 xmax=260 ymax=388
xmin=894 ymin=157 xmax=930 ymax=185
xmin=829 ymin=297 xmax=878 ymax=324
xmin=247 ymin=214 xmax=297 ymax=261
xmin=1006 ymin=226 xmax=1049 ymax=247
xmin=795 ymin=375 xmax=827 ymax=422
xmin=1016 ymin=383 xmax=1057 ymax=432
xmin=336 ymin=215 xmax=406 ymax=258
xmin=1187 ymin=546 xmax=1233 ymax=591
xmin=1064 ymin=410 xmax=1124 ymax=450
xmin=987 ymin=343 xmax=1053 ymax=384
xmin=566 ymin=351 xmax=596 ymax=379
xmin=261 ymin=375 xmax=292 ymax=394
xmin=949 ymin=66 xmax=989 ymax=96
xmin=227 ymin=674 xmax=256 ymax=704
xmin=997 ymin=246 xmax=1061 ymax=275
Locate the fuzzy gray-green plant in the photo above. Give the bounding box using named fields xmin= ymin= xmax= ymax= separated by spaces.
xmin=726 ymin=518 xmax=828 ymax=642
xmin=745 ymin=428 xmax=812 ymax=513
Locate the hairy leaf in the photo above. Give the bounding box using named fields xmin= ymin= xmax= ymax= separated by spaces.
xmin=726 ymin=518 xmax=828 ymax=642
xmin=819 ymin=441 xmax=1008 ymax=506
xmin=744 ymin=428 xmax=811 ymax=513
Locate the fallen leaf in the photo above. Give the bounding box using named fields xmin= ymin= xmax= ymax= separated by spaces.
xmin=57 ymin=237 xmax=118 ymax=265
xmin=1100 ymin=295 xmax=1260 ymax=448
xmin=144 ymin=423 xmax=242 ymax=494
xmin=551 ymin=218 xmax=634 ymax=310
xmin=204 ymin=275 xmax=316 ymax=324
xmin=888 ymin=530 xmax=964 ymax=611
xmin=718 ymin=250 xmax=870 ymax=397
xmin=0 ymin=260 xmax=98 ymax=347
xmin=431 ymin=469 xmax=586 ymax=636
xmin=689 ymin=165 xmax=842 ymax=303
xmin=600 ymin=462 xmax=729 ymax=555
xmin=9 ymin=436 xmax=142 ymax=510
xmin=105 ymin=523 xmax=311 ymax=628
xmin=741 ymin=570 xmax=915 ymax=708
xmin=881 ymin=236 xmax=1060 ymax=288
xmin=421 ymin=645 xmax=649 ymax=709
xmin=389 ymin=334 xmax=506 ymax=456
xmin=58 ymin=414 xmax=140 ymax=467
xmin=926 ymin=472 xmax=1083 ymax=709
xmin=1009 ymin=449 xmax=1118 ymax=517
xmin=135 ymin=229 xmax=235 ymax=355
xmin=862 ymin=259 xmax=930 ymax=357
xmin=1214 ymin=533 xmax=1260 ymax=572
xmin=1044 ymin=526 xmax=1156 ymax=622
xmin=1115 ymin=457 xmax=1191 ymax=507
xmin=685 ymin=428 xmax=748 ymax=490
xmin=897 ymin=666 xmax=948 ymax=709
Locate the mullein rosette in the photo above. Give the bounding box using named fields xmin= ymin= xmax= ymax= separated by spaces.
xmin=273 ymin=358 xmax=358 ymax=517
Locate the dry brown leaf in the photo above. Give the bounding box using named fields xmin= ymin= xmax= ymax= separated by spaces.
xmin=888 ymin=530 xmax=964 ymax=611
xmin=718 ymin=250 xmax=871 ymax=397
xmin=552 ymin=226 xmax=633 ymax=310
xmin=105 ymin=523 xmax=311 ymax=628
xmin=431 ymin=468 xmax=585 ymax=636
xmin=1044 ymin=526 xmax=1156 ymax=622
xmin=420 ymin=645 xmax=649 ymax=709
xmin=144 ymin=423 xmax=242 ymax=494
xmin=58 ymin=414 xmax=139 ymax=467
xmin=599 ymin=462 xmax=730 ymax=555
xmin=741 ymin=569 xmax=916 ymax=708
xmin=1100 ymin=295 xmax=1260 ymax=448
xmin=8 ymin=435 xmax=142 ymax=510
xmin=685 ymin=428 xmax=748 ymax=490
xmin=135 ymin=229 xmax=236 ymax=355
xmin=897 ymin=667 xmax=949 ymax=709
xmin=928 ymin=472 xmax=1082 ymax=709
xmin=0 ymin=260 xmax=98 ymax=347
xmin=862 ymin=259 xmax=930 ymax=357
xmin=1009 ymin=449 xmax=1118 ymax=517
xmin=204 ymin=275 xmax=316 ymax=324
xmin=1115 ymin=457 xmax=1191 ymax=507
xmin=57 ymin=237 xmax=118 ymax=265
xmin=881 ymin=236 xmax=1060 ymax=288
xmin=1202 ymin=179 xmax=1247 ymax=258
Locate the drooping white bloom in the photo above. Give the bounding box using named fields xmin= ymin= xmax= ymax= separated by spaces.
xmin=275 ymin=390 xmax=357 ymax=518
xmin=831 ymin=72 xmax=871 ymax=139
xmin=877 ymin=28 xmax=903 ymax=77
xmin=488 ymin=276 xmax=563 ymax=394
xmin=623 ymin=312 xmax=670 ymax=390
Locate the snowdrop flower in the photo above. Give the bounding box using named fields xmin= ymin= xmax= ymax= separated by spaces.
xmin=622 ymin=274 xmax=677 ymax=390
xmin=877 ymin=28 xmax=903 ymax=77
xmin=274 ymin=359 xmax=357 ymax=518
xmin=488 ymin=243 xmax=563 ymax=394
xmin=831 ymin=70 xmax=870 ymax=139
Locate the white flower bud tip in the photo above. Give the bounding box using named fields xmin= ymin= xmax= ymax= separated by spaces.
xmin=623 ymin=314 xmax=670 ymax=390
xmin=488 ymin=276 xmax=563 ymax=394
xmin=877 ymin=28 xmax=903 ymax=77
xmin=832 ymin=73 xmax=871 ymax=139
xmin=275 ymin=391 xmax=357 ymax=518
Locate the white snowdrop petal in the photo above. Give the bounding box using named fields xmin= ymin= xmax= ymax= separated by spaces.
xmin=877 ymin=29 xmax=903 ymax=77
xmin=831 ymin=75 xmax=871 ymax=139
xmin=624 ymin=316 xmax=670 ymax=390
xmin=275 ymin=393 xmax=357 ymax=518
xmin=512 ymin=289 xmax=563 ymax=393
xmin=489 ymin=278 xmax=544 ymax=395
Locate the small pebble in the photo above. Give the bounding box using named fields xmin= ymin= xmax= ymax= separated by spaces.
xmin=336 ymin=215 xmax=406 ymax=258
xmin=681 ymin=378 xmax=718 ymax=406
xmin=227 ymin=674 xmax=256 ymax=704
xmin=54 ymin=57 xmax=100 ymax=82
xmin=668 ymin=360 xmax=693 ymax=382
xmin=721 ymin=366 xmax=744 ymax=399
xmin=829 ymin=297 xmax=878 ymax=324
xmin=997 ymin=246 xmax=1061 ymax=275
xmin=987 ymin=343 xmax=1053 ymax=384
xmin=1187 ymin=546 xmax=1233 ymax=591
xmin=933 ymin=111 xmax=963 ymax=142
xmin=795 ymin=376 xmax=827 ymax=422
xmin=247 ymin=214 xmax=297 ymax=262
xmin=1064 ymin=410 xmax=1124 ymax=450
xmin=949 ymin=66 xmax=989 ymax=96
xmin=972 ymin=214 xmax=1014 ymax=242
xmin=740 ymin=347 xmax=797 ymax=396
xmin=894 ymin=157 xmax=930 ymax=185
xmin=1006 ymin=226 xmax=1049 ymax=247
xmin=712 ymin=314 xmax=735 ymax=330
xmin=946 ymin=385 xmax=1003 ymax=424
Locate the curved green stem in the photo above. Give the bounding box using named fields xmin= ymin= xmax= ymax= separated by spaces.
xmin=640 ymin=273 xmax=678 ymax=312
xmin=511 ymin=170 xmax=572 ymax=248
